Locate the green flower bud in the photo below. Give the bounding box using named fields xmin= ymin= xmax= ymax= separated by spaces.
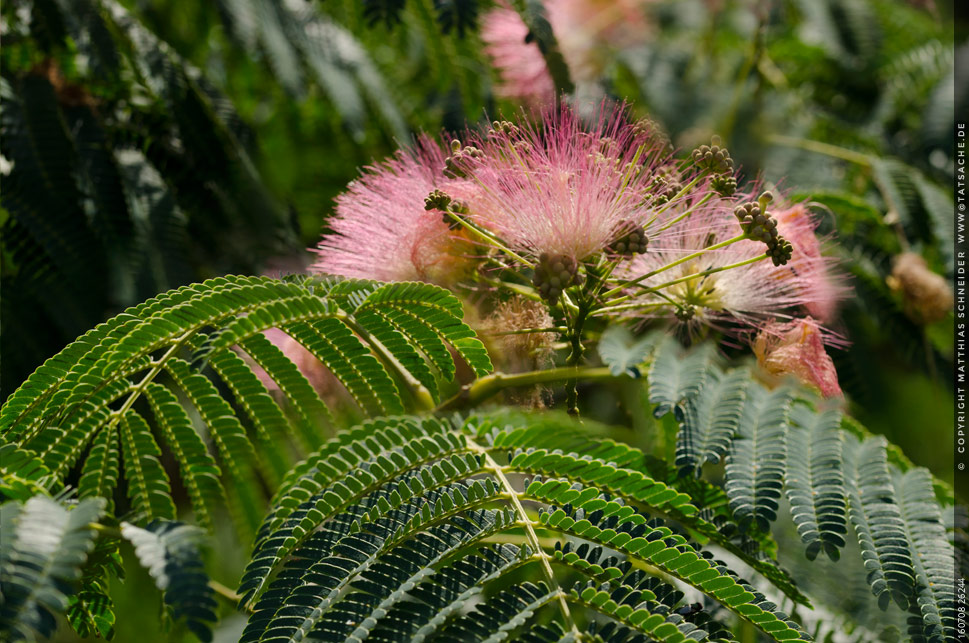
xmin=532 ymin=253 xmax=581 ymax=303
xmin=692 ymin=135 xmax=734 ymax=174
xmin=608 ymin=223 xmax=649 ymax=257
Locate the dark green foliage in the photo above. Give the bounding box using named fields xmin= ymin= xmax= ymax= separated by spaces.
xmin=0 ymin=494 xmax=217 ymax=642
xmin=0 ymin=496 xmax=106 ymax=640
xmin=120 ymin=521 xmax=218 ymax=642
xmin=215 ymin=0 xmax=408 ymax=139
xmin=0 ymin=0 xmax=301 ymax=398
xmin=646 ymin=340 xmax=956 ymax=640
xmin=236 ymin=414 xmax=814 ymax=642
xmin=0 ymin=276 xmax=491 ymax=543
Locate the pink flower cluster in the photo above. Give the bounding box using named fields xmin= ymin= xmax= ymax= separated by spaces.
xmin=481 ymin=0 xmax=655 ymax=107
xmin=311 ymin=136 xmax=476 ymax=286
xmin=310 ymin=104 xmax=847 ymax=396
xmin=312 ymin=104 xmax=674 ymax=278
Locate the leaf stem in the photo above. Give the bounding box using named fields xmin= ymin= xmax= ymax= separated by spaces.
xmin=341 ymin=315 xmax=435 ymax=411
xmin=209 ymin=579 xmax=246 ymax=607
xmin=767 ymin=135 xmax=872 ymax=167
xmin=467 ymin=438 xmax=579 ymax=636
xmin=434 ymin=366 xmax=616 ymax=412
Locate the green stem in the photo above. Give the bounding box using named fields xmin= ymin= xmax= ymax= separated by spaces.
xmin=341 ymin=315 xmax=435 ymax=412
xmin=655 ymin=192 xmax=713 ymax=233
xmin=444 ymin=208 xmax=534 ymax=267
xmin=565 ymin=308 xmax=589 ymax=417
xmin=434 ymin=366 xmax=616 ymax=412
xmin=466 ymin=438 xmax=579 ymax=636
xmin=645 ymin=174 xmax=704 ymax=226
xmin=209 ymin=579 xmax=246 ymax=607
xmin=767 ymin=135 xmax=872 ymax=167
xmin=600 ymin=253 xmax=769 ymax=311
xmin=601 ymin=233 xmax=748 ymax=300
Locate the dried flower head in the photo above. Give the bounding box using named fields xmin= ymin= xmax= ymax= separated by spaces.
xmin=887 ymin=252 xmax=953 ymax=324
xmin=478 ymin=297 xmax=556 ymax=408
xmin=311 ymin=138 xmax=476 ymax=284
xmin=753 ymin=318 xmax=843 ymax=398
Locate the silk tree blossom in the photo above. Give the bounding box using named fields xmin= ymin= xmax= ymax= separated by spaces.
xmin=311 ymin=137 xmax=476 ymax=285
xmin=480 ymin=7 xmax=555 ymax=109
xmin=773 ymin=203 xmax=844 ymax=322
xmin=617 ymin=188 xmax=841 ymax=333
xmin=753 ymin=318 xmax=843 ymax=398
xmin=480 ymin=0 xmax=654 ymax=106
xmin=458 ymin=104 xmax=675 ymax=264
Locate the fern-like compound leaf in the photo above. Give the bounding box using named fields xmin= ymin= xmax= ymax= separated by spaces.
xmin=844 ymin=434 xmax=916 ymax=610
xmin=120 ymin=521 xmax=218 ymax=642
xmin=724 ymin=386 xmax=792 ymax=533
xmin=893 ymin=469 xmax=956 ymax=641
xmin=648 ymin=336 xmax=716 ymax=418
xmin=675 ymin=367 xmax=749 ymax=476
xmin=785 ymin=405 xmax=849 ymax=561
xmin=0 ymin=496 xmax=106 ymax=641
xmin=0 ymin=276 xmax=490 ymax=542
xmin=237 ymin=414 xmax=815 ymax=642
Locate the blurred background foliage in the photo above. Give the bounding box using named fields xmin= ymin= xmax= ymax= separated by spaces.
xmin=0 ymin=1 xmax=962 ymax=639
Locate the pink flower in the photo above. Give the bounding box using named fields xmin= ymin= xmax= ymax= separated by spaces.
xmin=460 ymin=103 xmax=673 ymax=263
xmin=310 ymin=137 xmax=475 ymax=284
xmin=773 ymin=203 xmax=844 ymax=322
xmin=480 ymin=1 xmax=653 ymax=107
xmin=480 ymin=6 xmax=555 ymax=109
xmin=618 ymin=188 xmax=838 ymax=332
xmin=753 ymin=318 xmax=843 ymax=398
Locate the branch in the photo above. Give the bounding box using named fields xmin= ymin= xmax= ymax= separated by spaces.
xmin=435 ymin=366 xmax=617 ymax=412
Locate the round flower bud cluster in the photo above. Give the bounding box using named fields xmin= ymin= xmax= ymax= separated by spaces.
xmin=424 ymin=189 xmax=452 ymax=212
xmin=632 ymin=117 xmax=672 ymax=153
xmin=443 ymin=139 xmax=484 ymax=179
xmin=711 ymin=173 xmax=737 ymax=197
xmin=692 ymin=135 xmax=734 ymax=175
xmin=424 ymin=189 xmax=469 ymax=229
xmin=734 ymin=193 xmax=793 ymax=266
xmin=608 ymin=224 xmax=649 ymax=256
xmin=488 ymin=120 xmax=520 ymax=138
xmin=675 ymin=305 xmax=697 ymax=322
xmin=651 ymin=167 xmax=682 ymax=205
xmin=532 ymin=252 xmax=582 ymax=303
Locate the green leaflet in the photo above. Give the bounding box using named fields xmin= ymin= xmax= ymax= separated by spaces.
xmin=236 ymin=414 xmax=815 ymax=642
xmin=0 ymin=496 xmax=106 ymax=640
xmin=0 ymin=276 xmax=491 ymax=545
xmin=120 ymin=521 xmax=218 ymax=642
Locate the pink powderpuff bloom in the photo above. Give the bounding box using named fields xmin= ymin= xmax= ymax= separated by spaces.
xmin=773 ymin=203 xmax=845 ymax=322
xmin=753 ymin=318 xmax=843 ymax=398
xmin=480 ymin=1 xmax=653 ymax=107
xmin=459 ymin=103 xmax=676 ymax=263
xmin=618 ymin=187 xmax=839 ymax=333
xmin=480 ymin=6 xmax=556 ymax=109
xmin=311 ymin=137 xmax=476 ymax=284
